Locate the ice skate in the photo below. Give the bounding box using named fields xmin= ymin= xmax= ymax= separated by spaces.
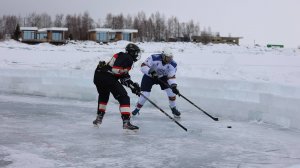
xmin=93 ymin=112 xmax=104 ymax=127
xmin=171 ymin=106 xmax=181 ymax=118
xmin=132 ymin=108 xmax=140 ymax=116
xmin=122 ymin=114 xmax=139 ymax=131
xmin=123 ymin=120 xmax=139 ymax=130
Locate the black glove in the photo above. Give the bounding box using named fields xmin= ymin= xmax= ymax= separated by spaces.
xmin=170 ymin=84 xmax=179 ymax=95
xmin=98 ymin=61 xmax=106 ymax=68
xmin=120 ymin=77 xmax=133 ymax=87
xmin=131 ymin=82 xmax=141 ymax=95
xmin=148 ymin=69 xmax=158 ymax=79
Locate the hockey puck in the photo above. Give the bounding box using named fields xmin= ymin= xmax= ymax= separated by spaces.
xmin=227 ymin=126 xmax=232 ymax=128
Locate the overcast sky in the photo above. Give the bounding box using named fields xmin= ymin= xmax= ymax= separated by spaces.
xmin=1 ymin=0 xmax=299 ymax=48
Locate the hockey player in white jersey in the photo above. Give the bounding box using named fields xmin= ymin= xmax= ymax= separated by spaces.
xmin=132 ymin=48 xmax=181 ymax=117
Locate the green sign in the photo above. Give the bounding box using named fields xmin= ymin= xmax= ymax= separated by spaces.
xmin=267 ymin=44 xmax=284 ymax=48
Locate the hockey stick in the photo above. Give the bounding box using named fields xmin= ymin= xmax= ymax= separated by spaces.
xmin=157 ymin=78 xmax=219 ymax=121
xmin=129 ymin=84 xmax=188 ymax=132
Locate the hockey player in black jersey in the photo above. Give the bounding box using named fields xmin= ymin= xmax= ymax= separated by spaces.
xmin=93 ymin=43 xmax=141 ymax=130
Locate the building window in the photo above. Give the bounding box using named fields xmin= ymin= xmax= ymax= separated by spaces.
xmin=52 ymin=32 xmax=62 ymax=41
xmin=37 ymin=33 xmax=47 ymax=40
xmin=23 ymin=31 xmax=35 ymax=40
xmin=123 ymin=33 xmax=131 ymax=41
xmin=109 ymin=33 xmax=115 ymax=41
xmin=97 ymin=32 xmax=108 ymax=42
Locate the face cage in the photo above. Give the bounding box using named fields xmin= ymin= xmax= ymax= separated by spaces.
xmin=163 ymin=54 xmax=173 ymax=63
xmin=135 ymin=52 xmax=141 ymax=61
xmin=129 ymin=50 xmax=141 ymax=61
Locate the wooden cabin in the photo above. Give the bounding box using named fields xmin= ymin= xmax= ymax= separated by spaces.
xmin=88 ymin=28 xmax=116 ymax=43
xmin=38 ymin=27 xmax=68 ymax=44
xmin=88 ymin=28 xmax=138 ymax=43
xmin=20 ymin=27 xmax=68 ymax=44
xmin=192 ymin=35 xmax=242 ymax=45
xmin=20 ymin=27 xmax=38 ymax=43
xmin=114 ymin=29 xmax=138 ymax=41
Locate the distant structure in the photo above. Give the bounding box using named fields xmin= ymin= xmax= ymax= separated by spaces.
xmin=267 ymin=44 xmax=284 ymax=48
xmin=191 ymin=32 xmax=242 ymax=45
xmin=20 ymin=27 xmax=68 ymax=44
xmin=167 ymin=37 xmax=190 ymax=42
xmin=88 ymin=28 xmax=138 ymax=43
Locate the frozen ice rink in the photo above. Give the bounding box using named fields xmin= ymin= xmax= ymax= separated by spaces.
xmin=1 ymin=40 xmax=300 ymax=167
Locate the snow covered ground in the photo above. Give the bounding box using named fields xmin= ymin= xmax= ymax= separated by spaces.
xmin=1 ymin=40 xmax=300 ymax=168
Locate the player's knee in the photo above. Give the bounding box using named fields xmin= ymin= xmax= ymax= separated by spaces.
xmin=117 ymin=94 xmax=130 ymax=104
xmin=169 ymin=96 xmax=176 ymax=101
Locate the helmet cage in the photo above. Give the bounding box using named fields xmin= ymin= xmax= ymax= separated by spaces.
xmin=162 ymin=49 xmax=173 ymax=63
xmin=128 ymin=50 xmax=141 ymax=61
xmin=126 ymin=43 xmax=141 ymax=62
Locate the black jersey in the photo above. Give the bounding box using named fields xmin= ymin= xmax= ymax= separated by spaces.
xmin=107 ymin=52 xmax=134 ymax=78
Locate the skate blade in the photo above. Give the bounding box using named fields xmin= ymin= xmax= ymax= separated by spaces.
xmin=123 ymin=130 xmax=138 ymax=135
xmin=173 ymin=115 xmax=181 ymax=119
xmin=131 ymin=113 xmax=140 ymax=117
xmin=123 ymin=129 xmax=139 ymax=134
xmin=93 ymin=124 xmax=99 ymax=128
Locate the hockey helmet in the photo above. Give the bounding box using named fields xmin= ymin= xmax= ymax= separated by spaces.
xmin=126 ymin=43 xmax=141 ymax=62
xmin=162 ymin=47 xmax=174 ymax=63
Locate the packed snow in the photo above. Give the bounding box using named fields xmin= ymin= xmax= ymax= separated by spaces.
xmin=1 ymin=40 xmax=300 ymax=168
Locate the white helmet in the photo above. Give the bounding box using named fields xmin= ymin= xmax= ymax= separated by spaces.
xmin=162 ymin=48 xmax=173 ymax=58
xmin=162 ymin=48 xmax=174 ymax=63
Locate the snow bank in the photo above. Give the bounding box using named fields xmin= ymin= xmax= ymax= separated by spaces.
xmin=1 ymin=69 xmax=299 ymax=130
xmin=177 ymin=77 xmax=300 ymax=129
xmin=0 ymin=69 xmax=95 ymax=101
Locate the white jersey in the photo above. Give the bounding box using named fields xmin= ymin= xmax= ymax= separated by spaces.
xmin=141 ymin=54 xmax=177 ymax=86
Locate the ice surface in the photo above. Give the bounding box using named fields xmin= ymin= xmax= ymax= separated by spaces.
xmin=1 ymin=94 xmax=300 ymax=168
xmin=1 ymin=40 xmax=300 ymax=167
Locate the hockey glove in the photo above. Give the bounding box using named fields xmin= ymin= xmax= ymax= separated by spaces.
xmin=120 ymin=77 xmax=133 ymax=87
xmin=170 ymin=84 xmax=179 ymax=95
xmin=131 ymin=82 xmax=141 ymax=95
xmin=98 ymin=61 xmax=106 ymax=68
xmin=148 ymin=69 xmax=158 ymax=80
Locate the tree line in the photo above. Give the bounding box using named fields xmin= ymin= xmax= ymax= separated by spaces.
xmin=0 ymin=11 xmax=201 ymax=42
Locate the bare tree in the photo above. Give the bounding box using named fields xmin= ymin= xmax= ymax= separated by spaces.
xmin=166 ymin=16 xmax=179 ymax=40
xmin=75 ymin=14 xmax=82 ymax=40
xmin=184 ymin=20 xmax=195 ymax=41
xmin=112 ymin=14 xmax=124 ymax=29
xmin=124 ymin=14 xmax=133 ymax=29
xmin=145 ymin=17 xmax=154 ymax=41
xmin=64 ymin=14 xmax=72 ymax=39
xmin=166 ymin=17 xmax=173 ymax=40
xmin=0 ymin=17 xmax=4 ymax=39
xmin=133 ymin=17 xmax=140 ymax=41
xmin=26 ymin=12 xmax=42 ymax=27
xmin=81 ymin=12 xmax=94 ymax=40
xmin=64 ymin=12 xmax=94 ymax=40
xmin=200 ymin=28 xmax=212 ymax=44
xmin=104 ymin=13 xmax=113 ymax=28
xmin=40 ymin=13 xmax=52 ymax=28
xmin=181 ymin=22 xmax=187 ymax=39
xmin=95 ymin=18 xmax=102 ymax=28
xmin=65 ymin=14 xmax=80 ymax=40
xmin=193 ymin=22 xmax=200 ymax=36
xmin=133 ymin=11 xmax=147 ymax=41
xmin=2 ymin=15 xmax=19 ymax=38
xmin=151 ymin=12 xmax=166 ymax=41
xmin=54 ymin=14 xmax=64 ymax=27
